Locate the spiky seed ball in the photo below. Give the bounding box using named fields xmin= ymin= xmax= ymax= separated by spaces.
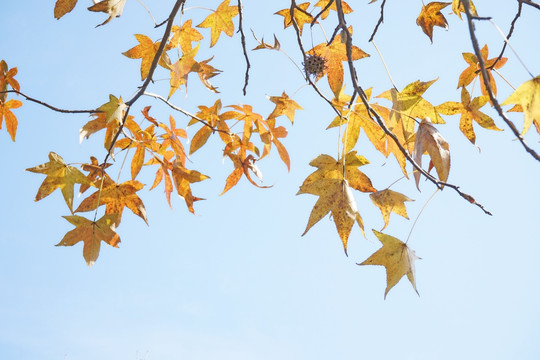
xmin=303 ymin=54 xmax=326 ymax=78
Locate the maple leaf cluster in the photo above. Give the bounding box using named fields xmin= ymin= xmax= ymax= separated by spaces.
xmin=3 ymin=0 xmax=538 ymax=298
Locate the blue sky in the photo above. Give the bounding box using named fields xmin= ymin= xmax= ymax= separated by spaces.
xmin=1 ymin=1 xmax=539 ymax=359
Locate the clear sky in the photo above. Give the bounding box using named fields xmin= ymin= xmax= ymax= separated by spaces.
xmin=1 ymin=1 xmax=539 ymax=359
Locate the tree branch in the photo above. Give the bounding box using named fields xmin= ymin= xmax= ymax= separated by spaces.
xmin=237 ymin=0 xmax=251 ymax=95
xmin=334 ymin=0 xmax=493 ymax=215
xmin=369 ymin=0 xmax=387 ymax=42
xmin=462 ymin=0 xmax=540 ymax=162
xmin=1 ymin=90 xmax=98 ymax=114
xmin=520 ymin=0 xmax=540 ymax=11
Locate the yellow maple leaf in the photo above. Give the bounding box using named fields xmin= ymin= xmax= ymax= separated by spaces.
xmin=413 ymin=119 xmax=451 ymax=190
xmin=168 ymin=44 xmax=201 ymax=98
xmin=452 ymin=0 xmax=477 ymax=20
xmin=54 ymin=0 xmax=78 ymax=19
xmin=26 ymin=152 xmax=94 ymax=213
xmin=313 ymin=0 xmax=352 ymax=20
xmin=307 ymin=28 xmax=369 ymax=98
xmin=298 ymin=152 xmax=376 ymax=253
xmin=501 ymin=75 xmax=540 ymax=136
xmin=197 ymin=0 xmax=239 ymax=47
xmin=75 ymin=180 xmax=148 ymax=226
xmin=168 ymin=19 xmax=203 ymax=53
xmin=87 ymin=0 xmax=126 ymax=27
xmin=370 ymin=189 xmax=414 ymax=230
xmin=358 ymin=230 xmax=420 ymax=299
xmin=437 ymin=87 xmax=501 ymax=144
xmin=275 ymin=2 xmax=314 ymax=36
xmin=123 ymin=34 xmax=172 ymax=80
xmin=57 ymin=214 xmax=120 ymax=267
xmin=416 ymin=2 xmax=451 ymax=43
xmin=267 ymin=92 xmax=303 ymax=124
xmin=95 ymin=94 xmax=127 ymax=125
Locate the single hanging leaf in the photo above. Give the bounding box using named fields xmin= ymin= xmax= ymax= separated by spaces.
xmin=197 ymin=0 xmax=239 ymax=47
xmin=416 ymin=2 xmax=451 ymax=43
xmin=501 ymin=75 xmax=540 ymax=136
xmin=54 ymin=0 xmax=78 ymax=19
xmin=75 ymin=180 xmax=148 ymax=226
xmin=452 ymin=0 xmax=478 ymax=20
xmin=26 ymin=152 xmax=94 ymax=213
xmin=307 ymin=28 xmax=369 ymax=98
xmin=275 ymin=3 xmax=314 ymax=36
xmin=298 ymin=152 xmax=376 ymax=254
xmin=413 ymin=119 xmax=451 ymax=190
xmin=57 ymin=214 xmax=120 ymax=267
xmin=370 ymin=189 xmax=414 ymax=230
xmin=267 ymin=92 xmax=303 ymax=124
xmin=88 ymin=0 xmax=127 ymax=27
xmin=436 ymin=87 xmax=501 ymax=144
xmin=358 ymin=230 xmax=420 ymax=299
xmin=123 ymin=34 xmax=172 ymax=81
xmin=0 ymin=99 xmax=22 ymax=141
xmin=458 ymin=45 xmax=507 ymax=98
xmin=171 ymin=160 xmax=210 ymax=213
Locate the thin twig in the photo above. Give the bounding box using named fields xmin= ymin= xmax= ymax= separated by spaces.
xmin=490 ymin=0 xmax=522 ymax=70
xmin=463 ymin=0 xmax=540 ymax=162
xmin=237 ymin=0 xmax=251 ymax=95
xmin=311 ymin=0 xmax=334 ymax=26
xmin=369 ymin=0 xmax=387 ymax=42
xmin=144 ymin=92 xmax=230 ymax=135
xmin=1 ymin=90 xmax=98 ymax=113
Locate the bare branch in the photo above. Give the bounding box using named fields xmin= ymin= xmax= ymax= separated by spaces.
xmin=369 ymin=0 xmax=387 ymax=42
xmin=1 ymin=90 xmax=98 ymax=114
xmin=491 ymin=0 xmax=522 ymax=70
xmin=311 ymin=0 xmax=334 ymax=26
xmin=520 ymin=0 xmax=540 ymax=11
xmin=237 ymin=0 xmax=251 ymax=95
xmin=462 ymin=0 xmax=540 ymax=162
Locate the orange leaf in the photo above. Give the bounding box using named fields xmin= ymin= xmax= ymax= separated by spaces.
xmin=457 ymin=45 xmax=507 ymax=98
xmin=197 ymin=0 xmax=239 ymax=47
xmin=57 ymin=214 xmax=120 ymax=267
xmin=123 ymin=34 xmax=172 ymax=80
xmin=75 ymin=180 xmax=148 ymax=226
xmin=267 ymin=92 xmax=303 ymax=124
xmin=0 ymin=99 xmax=22 ymax=141
xmin=54 ymin=0 xmax=78 ymax=19
xmin=168 ymin=20 xmax=203 ymax=53
xmin=308 ymin=28 xmax=369 ymax=98
xmin=168 ymin=44 xmax=201 ymax=98
xmin=275 ymin=3 xmax=314 ymax=36
xmin=416 ymin=2 xmax=451 ymax=43
xmin=171 ymin=161 xmax=209 ymax=213
xmin=437 ymin=87 xmax=501 ymax=144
